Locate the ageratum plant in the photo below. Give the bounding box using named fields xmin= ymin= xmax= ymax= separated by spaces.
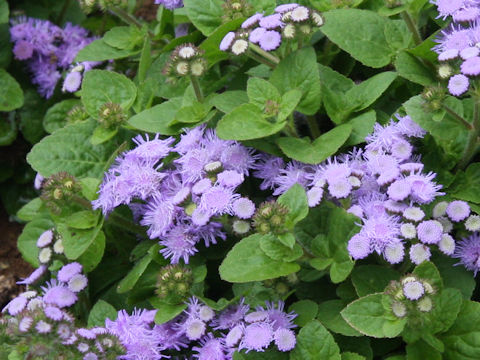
xmin=2 ymin=0 xmax=480 ymax=358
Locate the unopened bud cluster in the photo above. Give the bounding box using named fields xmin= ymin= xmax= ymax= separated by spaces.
xmin=40 ymin=172 xmax=82 ymax=214
xmin=222 ymin=0 xmax=253 ymax=22
xmin=421 ymin=85 xmax=446 ymax=112
xmin=163 ymin=44 xmax=207 ymax=77
xmin=67 ymin=105 xmax=90 ymax=124
xmin=253 ymin=200 xmax=289 ymax=235
xmin=386 ymin=275 xmax=435 ymax=319
xmin=98 ymin=102 xmax=126 ymax=129
xmin=156 ymin=264 xmax=193 ymax=304
xmin=78 ymin=0 xmax=127 ymax=13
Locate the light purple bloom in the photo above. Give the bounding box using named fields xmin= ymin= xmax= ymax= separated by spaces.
xmin=347 ymin=233 xmax=371 ymax=260
xmin=217 ymin=170 xmax=244 ymax=188
xmin=154 ymin=0 xmax=184 ymax=10
xmin=461 ymin=56 xmax=480 ymax=75
xmin=242 ymin=13 xmax=263 ymax=29
xmin=409 ymin=243 xmax=431 ymax=265
xmin=275 ymin=3 xmax=299 ymax=13
xmin=274 ymin=328 xmax=296 ymax=351
xmin=43 ymin=285 xmax=78 ymax=308
xmin=446 ymin=200 xmax=471 ymax=222
xmin=141 ymin=197 xmax=176 ymax=238
xmin=192 ymin=333 xmax=226 ymax=360
xmin=3 ymin=296 xmax=27 ymax=316
xmin=448 ymin=74 xmax=470 ymax=96
xmin=240 ymin=322 xmax=274 ymax=352
xmin=232 ymin=197 xmax=256 ymax=219
xmin=249 ymin=27 xmax=267 ymax=44
xmin=453 ymin=233 xmax=480 ymax=275
xmin=403 ymin=280 xmax=424 ymax=300
xmin=44 ymin=306 xmax=64 ymax=321
xmin=220 ymin=32 xmax=235 ymax=51
xmin=57 ymin=262 xmax=83 ymax=283
xmin=13 ymin=40 xmax=33 ymax=60
xmin=417 ymin=220 xmax=443 ymax=244
xmin=259 ymin=30 xmax=282 ymax=51
xmin=159 ymin=223 xmax=198 ymax=264
xmin=259 ymin=14 xmax=283 ymax=29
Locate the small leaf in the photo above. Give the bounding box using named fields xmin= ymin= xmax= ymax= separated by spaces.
xmin=150 ymin=298 xmax=187 ymax=324
xmin=216 ymin=104 xmax=286 ymax=140
xmin=75 ymin=39 xmax=138 ymax=62
xmin=18 ymin=218 xmax=54 ymax=267
xmin=277 ymin=184 xmax=309 ymax=228
xmin=288 ymin=300 xmax=319 ymax=327
xmin=43 ymin=99 xmax=81 ymax=134
xmin=0 ymin=69 xmax=24 ymax=111
xmin=351 ymin=265 xmax=401 ymax=297
xmin=317 ymin=300 xmax=362 ymax=337
xmin=341 ymin=293 xmax=406 ymax=338
xmin=211 ymin=91 xmax=248 ymax=113
xmin=128 ymin=98 xmax=183 ymax=134
xmin=290 ymin=320 xmax=341 ymax=360
xmin=247 ymin=77 xmax=281 ymax=110
xmin=17 ymin=198 xmax=44 ymax=222
xmin=64 ymin=211 xmax=99 ymax=229
xmin=117 ymin=253 xmax=153 ymax=293
xmin=88 ymin=300 xmax=117 ymax=327
xmin=90 ymin=126 xmax=118 ymax=145
xmin=183 ymin=0 xmax=224 ymax=36
xmin=219 ymin=234 xmax=300 ymax=283
xmin=58 ymin=222 xmax=104 ymax=260
xmin=278 ymin=89 xmax=302 ymax=122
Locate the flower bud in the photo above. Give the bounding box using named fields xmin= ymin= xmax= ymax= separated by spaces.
xmin=98 ymin=102 xmax=126 ymax=128
xmin=66 ymin=105 xmax=89 ymax=124
xmin=40 ymin=172 xmax=82 ymax=214
xmin=156 ymin=264 xmax=193 ymax=304
xmin=253 ymin=201 xmax=289 ymax=235
xmin=222 ymin=0 xmax=253 ymax=22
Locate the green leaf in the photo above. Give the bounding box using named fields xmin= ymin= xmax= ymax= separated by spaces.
xmin=259 ymin=234 xmax=303 ymax=262
xmin=75 ymin=39 xmax=138 ymax=62
xmin=247 ymin=77 xmax=281 ymax=110
xmin=211 ymin=91 xmax=248 ymax=113
xmin=43 ymin=99 xmax=81 ymax=134
xmin=277 ymin=124 xmax=352 ymax=164
xmin=278 ymin=89 xmax=302 ymax=122
xmin=80 ymin=178 xmax=101 ymax=201
xmin=103 ymin=26 xmax=144 ymax=50
xmin=128 ymin=98 xmax=183 ymax=134
xmin=406 ymin=340 xmax=442 ymax=360
xmin=351 ymin=265 xmax=401 ymax=297
xmin=117 ymin=253 xmax=153 ymax=294
xmin=441 ymin=300 xmax=480 ymax=359
xmin=288 ymin=300 xmax=319 ymax=327
xmin=77 ymin=229 xmax=105 ymax=272
xmin=172 ymin=102 xmax=211 ymax=125
xmin=321 ymin=9 xmax=394 ymax=68
xmin=317 ymin=300 xmax=362 ymax=337
xmin=341 ymin=353 xmax=366 ymax=360
xmin=216 ymin=104 xmax=286 ymax=140
xmin=448 ymin=163 xmax=480 ymax=204
xmin=151 ymin=298 xmax=187 ymax=324
xmin=17 ymin=198 xmax=44 ymax=222
xmin=277 ymin=184 xmax=309 ymax=228
xmin=428 ymin=288 xmax=463 ymax=335
xmin=18 ymin=218 xmax=54 ymax=267
xmin=0 ymin=69 xmax=24 ymax=111
xmin=296 ymin=202 xmax=357 ymax=283
xmin=341 ymin=293 xmax=406 ymax=338
xmin=0 ymin=0 xmax=9 ymax=24
xmin=138 ymin=37 xmax=152 ymax=83
xmin=90 ymin=125 xmax=118 ymax=145
xmin=384 ymin=19 xmax=412 ymax=52
xmin=277 ymin=233 xmax=296 ymax=249
xmin=57 ymin=222 xmax=103 ymax=260
xmin=64 ymin=210 xmax=99 ymax=229
xmin=81 ymin=70 xmax=137 ymax=118
xmin=183 ymin=0 xmax=224 ymax=36
xmin=270 ymin=47 xmax=321 ymax=115
xmin=404 ymin=95 xmax=469 ymax=160
xmin=87 ymin=300 xmax=117 ymax=327
xmin=290 ymin=320 xmax=341 ymax=360
xmin=219 ymin=233 xmax=300 ymax=283
xmin=347 ymin=72 xmax=397 ymax=111
xmin=346 ymin=111 xmax=376 ymax=146
xmin=27 ymin=119 xmax=118 ymax=178
xmin=395 ymin=51 xmax=435 ymax=86
xmin=0 ymin=114 xmax=17 ymax=146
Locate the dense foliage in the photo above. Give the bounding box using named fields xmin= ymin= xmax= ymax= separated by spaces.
xmin=2 ymin=0 xmax=480 ymax=359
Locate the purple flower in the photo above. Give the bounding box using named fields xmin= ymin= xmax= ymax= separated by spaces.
xmin=347 ymin=233 xmax=371 ymax=260
xmin=128 ymin=134 xmax=174 ymax=163
xmin=275 ymin=3 xmax=299 ymax=13
xmin=433 ymin=0 xmax=470 ymax=20
xmin=240 ymin=322 xmax=274 ymax=352
xmin=259 ymin=30 xmax=282 ymax=51
xmin=259 ymin=14 xmax=283 ymax=29
xmin=242 ymin=13 xmax=263 ymax=29
xmin=403 ymin=280 xmax=424 ymax=300
xmin=217 ymin=170 xmax=244 ymax=188
xmin=272 ymin=161 xmax=310 ymax=196
xmin=3 ymin=296 xmax=27 ymax=316
xmin=433 ymin=25 xmax=471 ymax=55
xmin=446 ymin=200 xmax=471 ymax=222
xmin=383 ymin=242 xmax=405 ymax=264
xmin=192 ymin=333 xmax=226 ymax=360
xmin=44 ymin=306 xmax=64 ymax=321
xmin=159 ymin=223 xmax=198 ymax=264
xmin=43 ymin=285 xmax=78 ymax=308
xmin=274 ymin=328 xmax=296 ymax=351
xmin=448 ymin=74 xmax=470 ymax=96
xmin=253 ymin=154 xmax=285 ymax=190
xmin=409 ymin=243 xmax=431 ymax=265
xmin=453 ymin=233 xmax=480 ymax=275
xmin=461 ymin=56 xmax=480 ymax=75
xmin=362 ymin=215 xmax=401 ymax=254
xmin=141 ymin=196 xmax=176 ymax=238
xmin=13 ymin=40 xmax=33 ymax=60
xmin=249 ymin=27 xmax=267 ymax=44
xmin=220 ymin=32 xmax=235 ymax=51
xmin=199 ymin=186 xmax=239 ymax=215
xmin=417 ymin=220 xmax=443 ymax=244
xmin=212 ymin=300 xmax=249 ymax=330
xmin=387 ymin=179 xmax=411 ymax=201
xmin=406 ymin=172 xmax=443 ymax=204
xmin=37 ymin=229 xmax=54 ymax=248
xmin=232 ymin=197 xmax=256 ymax=219
xmin=460 ymin=46 xmax=480 ymax=59
xmin=36 ymin=320 xmax=52 ymax=334
xmin=154 ymin=0 xmax=184 ymax=10
xmin=57 ymin=262 xmax=83 ymax=283
xmin=263 ymin=301 xmax=297 ymax=330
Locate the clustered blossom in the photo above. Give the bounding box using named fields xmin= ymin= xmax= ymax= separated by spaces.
xmin=93 ymin=125 xmax=258 ymax=264
xmin=219 ymin=3 xmax=324 ymax=54
xmin=9 ymin=17 xmax=98 ymax=98
xmin=154 ymin=0 xmax=183 ymax=10
xmin=105 ymin=297 xmax=297 ymax=359
xmin=386 ymin=275 xmax=435 ymax=318
xmin=430 ymin=1 xmax=480 ymax=96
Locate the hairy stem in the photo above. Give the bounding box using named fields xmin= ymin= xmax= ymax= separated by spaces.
xmin=247 ymin=50 xmax=276 ymax=69
xmin=456 ymin=97 xmax=480 ymax=170
xmin=249 ymin=43 xmax=280 ymax=65
xmin=306 ymin=115 xmax=321 ymax=139
xmin=190 ymin=76 xmax=204 ymax=103
xmin=443 ymin=104 xmax=473 ymax=130
xmin=401 ymin=11 xmax=422 ymax=46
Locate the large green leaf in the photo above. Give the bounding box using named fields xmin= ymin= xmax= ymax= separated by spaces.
xmin=290 ymin=320 xmax=341 ymax=360
xmin=128 ymin=97 xmax=183 ymax=134
xmin=183 ymin=0 xmax=224 ymax=36
xmin=81 ymin=70 xmax=137 ymax=118
xmin=448 ymin=163 xmax=480 ymax=204
xmin=270 ymin=47 xmax=321 ymax=115
xmin=395 ymin=51 xmax=435 ymax=86
xmin=57 ymin=221 xmax=103 ymax=260
xmin=27 ymin=119 xmax=118 ymax=178
xmin=216 ymin=104 xmax=286 ymax=140
xmin=351 ymin=265 xmax=401 ymax=297
xmin=219 ymin=234 xmax=300 ymax=283
xmin=321 ymin=9 xmax=394 ymax=68
xmin=341 ymin=293 xmax=406 ymax=338
xmin=441 ymin=300 xmax=480 ymax=359
xmin=0 ymin=69 xmax=24 ymax=112
xmin=317 ymin=300 xmax=362 ymax=337
xmin=75 ymin=39 xmax=138 ymax=62
xmin=277 ymin=124 xmax=352 ymax=164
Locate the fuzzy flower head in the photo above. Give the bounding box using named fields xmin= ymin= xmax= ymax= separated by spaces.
xmin=453 ymin=233 xmax=480 ymax=275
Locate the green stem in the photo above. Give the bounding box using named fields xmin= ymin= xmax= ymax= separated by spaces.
xmin=110 ymin=6 xmax=144 ymax=29
xmin=298 ymin=37 xmax=303 ymax=50
xmin=249 ymin=43 xmax=280 ymax=65
xmin=401 ymin=11 xmax=422 ymax=46
xmin=306 ymin=115 xmax=321 ymax=139
xmin=456 ymin=97 xmax=480 ymax=170
xmin=57 ymin=0 xmax=71 ymax=24
xmin=190 ymin=76 xmax=204 ymax=103
xmin=71 ymin=195 xmax=93 ymax=209
xmin=286 ymin=114 xmax=299 ymax=138
xmin=443 ymin=104 xmax=473 ymax=130
xmin=247 ymin=50 xmax=276 ymax=69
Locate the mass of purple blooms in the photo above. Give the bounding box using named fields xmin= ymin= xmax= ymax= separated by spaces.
xmin=430 ymin=0 xmax=480 ymax=96
xmin=106 ymin=297 xmax=296 ymax=359
xmin=93 ymin=125 xmax=258 ymax=264
xmin=154 ymin=0 xmax=184 ymax=10
xmin=219 ymin=3 xmax=324 ymax=54
xmin=9 ymin=17 xmax=98 ymax=98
